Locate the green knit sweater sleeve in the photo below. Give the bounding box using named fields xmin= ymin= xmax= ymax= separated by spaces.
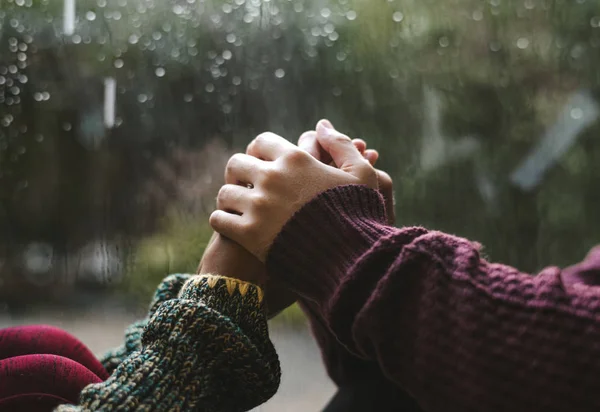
xmin=55 ymin=274 xmax=281 ymax=411
xmin=99 ymin=274 xmax=192 ymax=374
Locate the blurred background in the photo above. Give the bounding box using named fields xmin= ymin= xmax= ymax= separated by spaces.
xmin=2 ymin=0 xmax=600 ymax=409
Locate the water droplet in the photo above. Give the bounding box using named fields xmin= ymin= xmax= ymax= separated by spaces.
xmin=34 ymin=92 xmax=43 ymax=101
xmin=114 ymin=59 xmax=124 ymax=68
xmin=172 ymin=5 xmax=185 ymax=15
xmin=155 ymin=67 xmax=166 ymax=77
xmin=392 ymin=12 xmax=404 ymax=22
xmin=591 ymin=16 xmax=600 ymax=28
xmin=0 ymin=77 xmax=5 ymax=85
xmin=524 ymin=0 xmax=535 ymax=9
xmin=17 ymin=146 xmax=26 ymax=155
xmin=571 ymin=108 xmax=584 ymax=119
xmin=86 ymin=11 xmax=96 ymax=21
xmin=489 ymin=41 xmax=502 ymax=52
xmin=205 ymin=83 xmax=215 ymax=93
xmin=439 ymin=36 xmax=450 ymax=47
xmin=223 ymin=50 xmax=233 ymax=60
xmin=35 ymin=134 xmax=44 ymax=142
xmin=346 ymin=10 xmax=357 ymax=21
xmin=42 ymin=92 xmax=50 ymax=101
xmin=152 ymin=31 xmax=162 ymax=41
xmin=137 ymin=94 xmax=148 ymax=103
xmin=332 ymin=87 xmax=342 ymax=97
xmin=516 ymin=37 xmax=529 ymax=49
xmin=275 ymin=68 xmax=285 ymax=78
xmin=128 ymin=34 xmax=139 ymax=44
xmin=329 ymin=32 xmax=339 ymax=41
xmin=63 ymin=123 xmax=72 ymax=131
xmin=232 ymin=76 xmax=242 ymax=85
xmin=321 ymin=8 xmax=331 ymax=18
xmin=222 ymin=4 xmax=232 ymax=13
xmin=183 ymin=94 xmax=193 ymax=102
xmin=472 ymin=10 xmax=483 ymax=21
xmin=226 ymin=33 xmax=236 ymax=43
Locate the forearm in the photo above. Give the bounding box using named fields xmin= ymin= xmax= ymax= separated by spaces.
xmin=57 ymin=275 xmax=280 ymax=411
xmin=268 ymin=185 xmax=600 ymax=412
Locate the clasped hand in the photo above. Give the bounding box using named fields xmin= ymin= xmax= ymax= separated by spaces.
xmin=199 ymin=120 xmax=395 ymax=317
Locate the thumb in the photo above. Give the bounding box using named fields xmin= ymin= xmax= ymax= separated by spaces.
xmin=316 ymin=120 xmax=368 ymax=174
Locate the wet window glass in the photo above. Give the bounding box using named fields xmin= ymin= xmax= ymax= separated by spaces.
xmin=1 ymin=0 xmax=599 ymax=409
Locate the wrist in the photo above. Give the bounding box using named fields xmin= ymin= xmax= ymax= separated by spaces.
xmin=200 ymin=235 xmax=266 ymax=287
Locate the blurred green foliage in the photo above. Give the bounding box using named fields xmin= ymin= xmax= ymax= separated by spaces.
xmin=2 ymin=0 xmax=600 ymax=310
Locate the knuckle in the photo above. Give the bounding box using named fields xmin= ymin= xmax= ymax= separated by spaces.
xmin=260 ymin=165 xmax=280 ymax=183
xmin=225 ymin=154 xmax=241 ymax=174
xmin=208 ymin=211 xmax=220 ymax=228
xmin=283 ymin=149 xmax=311 ymax=165
xmin=333 ymin=133 xmax=352 ymax=145
xmin=251 ymin=193 xmax=271 ymax=210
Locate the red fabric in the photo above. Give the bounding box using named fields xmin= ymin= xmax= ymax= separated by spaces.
xmin=0 ymin=325 xmax=108 ymax=411
xmin=267 ymin=185 xmax=600 ymax=412
xmin=0 ymin=354 xmax=102 ymax=411
xmin=0 ymin=325 xmax=109 ymax=380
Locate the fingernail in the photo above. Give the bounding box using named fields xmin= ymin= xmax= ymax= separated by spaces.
xmin=319 ymin=119 xmax=334 ymax=130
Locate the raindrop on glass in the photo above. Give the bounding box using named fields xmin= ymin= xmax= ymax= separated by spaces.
xmin=346 ymin=10 xmax=357 ymax=20
xmin=321 ymin=8 xmax=331 ymax=18
xmin=439 ymin=36 xmax=450 ymax=47
xmin=183 ymin=94 xmax=193 ymax=102
xmin=114 ymin=59 xmax=124 ymax=68
xmin=516 ymin=37 xmax=529 ymax=49
xmin=489 ymin=41 xmax=502 ymax=52
xmin=275 ymin=68 xmax=285 ymax=78
xmin=571 ymin=108 xmax=584 ymax=119
xmin=86 ymin=11 xmax=96 ymax=21
xmin=138 ymin=94 xmax=148 ymax=103
xmin=392 ymin=12 xmax=404 ymax=22
xmin=205 ymin=83 xmax=215 ymax=93
xmin=63 ymin=123 xmax=72 ymax=131
xmin=155 ymin=67 xmax=166 ymax=77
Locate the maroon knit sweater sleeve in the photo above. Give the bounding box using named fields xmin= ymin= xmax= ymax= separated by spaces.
xmin=266 ymin=185 xmax=600 ymax=412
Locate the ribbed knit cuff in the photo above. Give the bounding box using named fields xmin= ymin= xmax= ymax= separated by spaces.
xmin=266 ymin=185 xmax=395 ymax=304
xmin=178 ymin=274 xmax=265 ymax=336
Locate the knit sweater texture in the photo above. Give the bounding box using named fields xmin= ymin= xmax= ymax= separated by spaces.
xmin=55 ymin=274 xmax=280 ymax=411
xmin=267 ymin=184 xmax=600 ymax=412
